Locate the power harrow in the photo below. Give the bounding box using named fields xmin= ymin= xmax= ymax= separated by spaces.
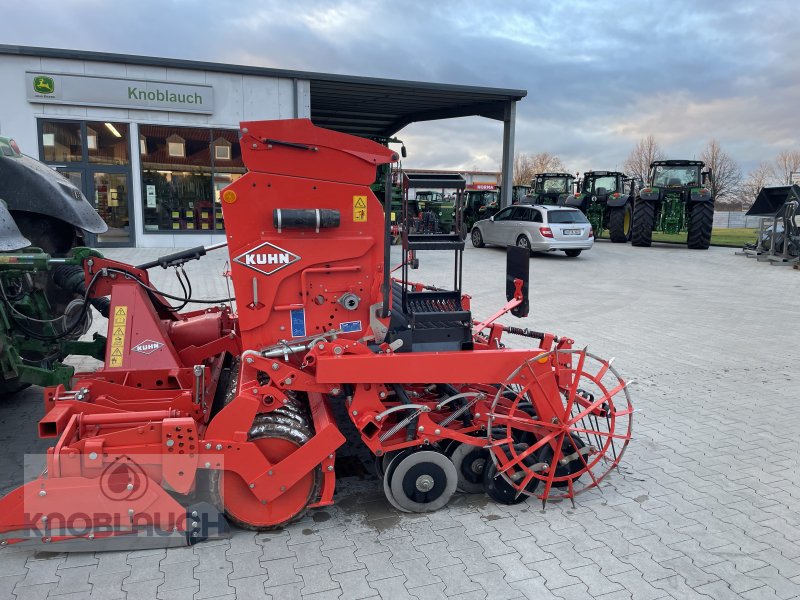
xmin=0 ymin=119 xmax=632 ymax=550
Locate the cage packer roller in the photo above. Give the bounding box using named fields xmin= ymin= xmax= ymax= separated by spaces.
xmin=0 ymin=119 xmax=633 ymax=550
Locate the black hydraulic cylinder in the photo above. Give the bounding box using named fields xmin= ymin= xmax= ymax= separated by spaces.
xmin=272 ymin=209 xmax=340 ymax=230
xmin=135 ymin=246 xmax=207 ymax=270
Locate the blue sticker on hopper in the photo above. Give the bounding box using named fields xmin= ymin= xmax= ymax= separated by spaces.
xmin=290 ymin=309 xmax=306 ymax=337
xmin=340 ymin=320 xmax=362 ymax=333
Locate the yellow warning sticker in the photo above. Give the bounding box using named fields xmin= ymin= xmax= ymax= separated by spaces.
xmin=353 ymin=195 xmax=367 ymax=222
xmin=109 ymin=305 xmax=127 ymax=368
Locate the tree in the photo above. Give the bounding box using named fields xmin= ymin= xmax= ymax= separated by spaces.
xmin=530 ymin=152 xmax=566 ymax=175
xmin=700 ymin=139 xmax=741 ymax=202
xmin=512 ymin=152 xmax=535 ymax=185
xmin=623 ymin=135 xmax=665 ymax=183
xmin=512 ymin=152 xmax=565 ymax=185
xmin=771 ymin=150 xmax=800 ymax=184
xmin=734 ymin=161 xmax=776 ymax=209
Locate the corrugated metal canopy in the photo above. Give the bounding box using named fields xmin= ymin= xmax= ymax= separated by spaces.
xmin=309 ymin=79 xmax=526 ymax=137
xmin=0 ymin=45 xmax=526 ymax=138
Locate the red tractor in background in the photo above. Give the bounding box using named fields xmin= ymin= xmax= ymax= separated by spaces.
xmin=0 ymin=120 xmax=632 ymax=550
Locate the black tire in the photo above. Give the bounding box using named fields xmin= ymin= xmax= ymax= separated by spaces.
xmin=0 ymin=378 xmax=30 ymax=397
xmin=608 ymin=204 xmax=632 ymax=243
xmin=515 ymin=235 xmax=531 ymax=254
xmin=471 ymin=227 xmax=485 ymax=248
xmin=687 ymin=202 xmax=713 ymax=250
xmin=631 ymin=201 xmax=655 ymax=247
xmin=564 ymin=249 xmax=582 ymax=258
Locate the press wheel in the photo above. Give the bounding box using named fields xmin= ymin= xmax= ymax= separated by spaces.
xmin=209 ymin=414 xmax=321 ymax=529
xmin=450 ymin=442 xmax=490 ymax=494
xmin=388 ymin=450 xmax=458 ymax=512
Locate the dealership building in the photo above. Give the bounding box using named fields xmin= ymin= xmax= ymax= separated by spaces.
xmin=0 ymin=45 xmax=525 ymax=248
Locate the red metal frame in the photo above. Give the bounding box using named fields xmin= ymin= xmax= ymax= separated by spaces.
xmin=0 ymin=119 xmax=631 ymax=549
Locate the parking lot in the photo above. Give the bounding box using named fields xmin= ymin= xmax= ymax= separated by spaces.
xmin=1 ymin=240 xmax=798 ymax=600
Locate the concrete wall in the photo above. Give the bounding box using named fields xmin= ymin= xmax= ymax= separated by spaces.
xmin=0 ymin=54 xmax=310 ymax=248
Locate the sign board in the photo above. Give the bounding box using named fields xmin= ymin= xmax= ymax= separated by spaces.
xmin=26 ymin=72 xmax=214 ymax=114
xmin=146 ymin=185 xmax=157 ymax=208
xmin=790 ymin=172 xmax=800 ymax=185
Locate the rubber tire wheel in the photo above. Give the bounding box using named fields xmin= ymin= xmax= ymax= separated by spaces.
xmin=483 ymin=443 xmax=538 ymax=505
xmin=564 ymin=249 xmax=582 ymax=258
xmin=471 ymin=228 xmax=485 ymax=248
xmin=0 ymin=378 xmax=30 ymax=397
xmin=516 ymin=236 xmax=531 ymax=255
xmin=608 ymin=204 xmax=632 ymax=243
xmin=687 ymin=202 xmax=713 ymax=250
xmin=631 ymin=201 xmax=655 ymax=247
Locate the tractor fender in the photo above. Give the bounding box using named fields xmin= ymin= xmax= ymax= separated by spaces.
xmin=561 ymin=194 xmax=583 ymax=208
xmin=0 ymin=154 xmax=107 ymax=234
xmin=607 ymin=193 xmax=631 ymax=208
xmin=0 ymin=200 xmax=31 ymax=251
xmin=689 ymin=189 xmax=713 ymax=203
xmin=638 ymin=189 xmax=660 ymax=202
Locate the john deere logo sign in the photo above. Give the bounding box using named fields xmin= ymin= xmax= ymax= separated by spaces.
xmin=26 ymin=72 xmax=214 ymax=114
xmin=33 ymin=76 xmax=55 ymax=95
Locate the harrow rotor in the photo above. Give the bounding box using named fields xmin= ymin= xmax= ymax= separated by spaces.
xmin=485 ymin=348 xmax=633 ymax=504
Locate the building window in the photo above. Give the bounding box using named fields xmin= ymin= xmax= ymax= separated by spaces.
xmin=87 ymin=121 xmax=129 ymax=165
xmin=140 ymin=125 xmax=243 ymax=232
xmin=41 ymin=121 xmax=83 ymax=162
xmin=167 ymin=134 xmax=186 ymax=158
xmin=213 ymin=137 xmax=231 ymax=160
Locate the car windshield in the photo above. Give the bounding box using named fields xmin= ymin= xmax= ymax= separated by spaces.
xmin=651 ymin=166 xmax=700 ymax=187
xmin=585 ymin=176 xmax=617 ymax=193
xmin=540 ymin=177 xmax=568 ymax=193
xmin=547 ymin=210 xmax=589 ymax=224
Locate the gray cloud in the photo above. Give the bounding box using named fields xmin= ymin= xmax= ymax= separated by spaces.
xmin=2 ymin=0 xmax=798 ymax=175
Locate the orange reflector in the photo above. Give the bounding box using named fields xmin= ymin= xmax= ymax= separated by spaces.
xmin=222 ymin=190 xmax=237 ymax=204
xmin=537 ymin=355 xmax=549 ymax=364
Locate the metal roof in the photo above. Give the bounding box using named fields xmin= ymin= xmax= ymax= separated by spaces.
xmin=0 ymin=45 xmax=526 ymax=137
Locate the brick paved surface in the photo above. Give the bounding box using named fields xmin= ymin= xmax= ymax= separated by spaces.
xmin=1 ymin=241 xmax=798 ymax=599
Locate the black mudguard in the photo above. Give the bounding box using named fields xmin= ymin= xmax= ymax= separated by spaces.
xmin=0 ymin=201 xmax=31 ymax=251
xmin=562 ymin=194 xmax=583 ymax=208
xmin=689 ymin=189 xmax=713 ymax=203
xmin=0 ymin=153 xmax=107 ymax=234
xmin=607 ymin=193 xmax=631 ymax=208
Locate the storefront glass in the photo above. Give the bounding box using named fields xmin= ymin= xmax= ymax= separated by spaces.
xmin=140 ymin=125 xmax=244 ymax=232
xmin=41 ymin=121 xmax=82 ymax=162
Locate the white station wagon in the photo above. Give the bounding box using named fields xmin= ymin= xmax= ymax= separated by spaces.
xmin=471 ymin=205 xmax=594 ymax=257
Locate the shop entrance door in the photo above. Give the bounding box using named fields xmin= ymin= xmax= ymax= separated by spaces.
xmin=39 ymin=120 xmax=134 ymax=248
xmin=53 ymin=168 xmax=132 ymax=247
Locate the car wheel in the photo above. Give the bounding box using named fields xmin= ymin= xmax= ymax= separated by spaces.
xmin=565 ymin=249 xmax=582 ymax=257
xmin=471 ymin=228 xmax=485 ymax=248
xmin=515 ymin=235 xmax=531 ymax=255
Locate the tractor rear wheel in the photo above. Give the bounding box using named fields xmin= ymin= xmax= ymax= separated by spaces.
xmin=608 ymin=204 xmax=632 ymax=243
xmin=631 ymin=201 xmax=655 ymax=247
xmin=687 ymin=202 xmax=713 ymax=250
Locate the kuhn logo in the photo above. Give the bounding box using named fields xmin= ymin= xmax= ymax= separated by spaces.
xmin=234 ymin=242 xmax=300 ymax=276
xmin=131 ymin=340 xmax=164 ymax=355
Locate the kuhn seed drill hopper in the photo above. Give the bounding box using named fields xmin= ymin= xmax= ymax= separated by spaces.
xmin=0 ymin=120 xmax=632 ymax=549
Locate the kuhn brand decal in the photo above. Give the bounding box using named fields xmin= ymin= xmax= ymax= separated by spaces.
xmin=233 ymin=242 xmax=300 ymax=276
xmin=131 ymin=340 xmax=164 ymax=355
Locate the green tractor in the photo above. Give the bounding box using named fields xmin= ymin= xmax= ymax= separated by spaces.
xmin=566 ymin=171 xmax=638 ymax=242
xmin=529 ymin=172 xmax=575 ymax=206
xmin=0 ymin=135 xmax=109 ymax=395
xmin=631 ymin=160 xmax=714 ymax=249
xmin=461 ymin=189 xmax=500 ymax=231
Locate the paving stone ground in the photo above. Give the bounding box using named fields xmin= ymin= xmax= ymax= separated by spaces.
xmin=0 ymin=241 xmax=798 ymax=599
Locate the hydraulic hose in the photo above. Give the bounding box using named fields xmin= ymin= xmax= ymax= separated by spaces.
xmin=52 ymin=265 xmax=110 ymax=317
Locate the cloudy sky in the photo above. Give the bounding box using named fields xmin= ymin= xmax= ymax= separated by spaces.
xmin=2 ymin=0 xmax=798 ymax=176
